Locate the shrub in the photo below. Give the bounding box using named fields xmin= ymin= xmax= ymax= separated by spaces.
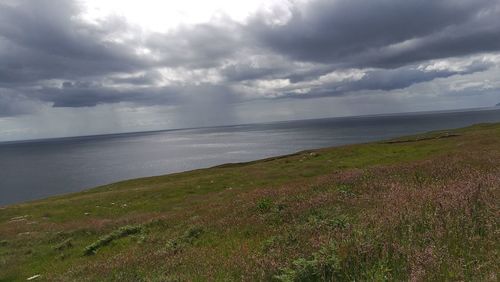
xmin=338 ymin=184 xmax=355 ymax=197
xmin=275 ymin=242 xmax=342 ymax=281
xmin=256 ymin=198 xmax=274 ymax=213
xmin=261 ymin=236 xmax=278 ymax=253
xmin=328 ymin=215 xmax=351 ymax=230
xmin=166 ymin=226 xmax=204 ymax=253
xmin=183 ymin=226 xmax=204 ymax=243
xmin=54 ymin=238 xmax=73 ymax=251
xmin=261 ymin=232 xmax=298 ymax=253
xmin=83 ymin=225 xmax=142 ymax=256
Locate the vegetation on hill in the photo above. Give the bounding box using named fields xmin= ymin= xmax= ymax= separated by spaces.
xmin=0 ymin=123 xmax=499 ymax=281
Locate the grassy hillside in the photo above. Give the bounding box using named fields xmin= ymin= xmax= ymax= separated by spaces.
xmin=0 ymin=123 xmax=499 ymax=281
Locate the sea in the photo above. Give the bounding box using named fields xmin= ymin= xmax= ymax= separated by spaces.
xmin=1 ymin=107 xmax=500 ymax=206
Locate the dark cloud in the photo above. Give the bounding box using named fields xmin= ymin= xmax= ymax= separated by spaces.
xmin=250 ymin=0 xmax=500 ymax=67
xmin=367 ymin=21 xmax=500 ymax=68
xmin=0 ymin=0 xmax=147 ymax=84
xmin=220 ymin=63 xmax=281 ymax=82
xmin=283 ymin=60 xmax=494 ymax=98
xmin=31 ymin=81 xmax=240 ymax=109
xmin=34 ymin=84 xmax=172 ymax=108
xmin=0 ymin=0 xmax=499 ymax=120
xmin=146 ymin=22 xmax=244 ymax=68
xmin=0 ymin=88 xmax=40 ymax=117
xmin=352 ymin=60 xmax=492 ymax=91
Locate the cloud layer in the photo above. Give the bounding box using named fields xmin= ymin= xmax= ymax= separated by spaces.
xmin=0 ymin=0 xmax=499 ymax=139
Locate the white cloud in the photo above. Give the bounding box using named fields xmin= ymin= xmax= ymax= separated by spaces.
xmin=81 ymin=0 xmax=290 ymax=32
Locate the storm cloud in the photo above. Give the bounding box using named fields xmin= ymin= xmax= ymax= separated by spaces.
xmin=0 ymin=0 xmax=499 ymax=139
xmin=250 ymin=0 xmax=500 ymax=66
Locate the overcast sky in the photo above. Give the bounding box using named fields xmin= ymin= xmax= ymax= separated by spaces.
xmin=0 ymin=0 xmax=499 ymax=141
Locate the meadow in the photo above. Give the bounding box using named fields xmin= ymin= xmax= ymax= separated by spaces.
xmin=0 ymin=123 xmax=498 ymax=281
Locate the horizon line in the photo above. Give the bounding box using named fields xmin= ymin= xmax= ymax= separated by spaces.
xmin=1 ymin=105 xmax=498 ymax=145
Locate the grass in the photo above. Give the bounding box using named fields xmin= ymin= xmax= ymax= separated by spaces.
xmin=0 ymin=123 xmax=499 ymax=281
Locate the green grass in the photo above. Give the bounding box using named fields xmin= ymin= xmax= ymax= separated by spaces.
xmin=0 ymin=123 xmax=499 ymax=281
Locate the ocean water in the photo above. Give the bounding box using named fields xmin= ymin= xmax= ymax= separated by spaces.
xmin=1 ymin=108 xmax=500 ymax=206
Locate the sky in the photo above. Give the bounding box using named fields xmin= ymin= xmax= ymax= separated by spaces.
xmin=0 ymin=0 xmax=499 ymax=141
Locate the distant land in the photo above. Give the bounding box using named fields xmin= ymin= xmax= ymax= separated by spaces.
xmin=1 ymin=123 xmax=498 ymax=280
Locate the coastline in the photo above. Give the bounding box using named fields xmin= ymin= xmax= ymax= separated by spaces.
xmin=2 ymin=107 xmax=500 ymax=206
xmin=1 ymin=122 xmax=499 ymax=280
